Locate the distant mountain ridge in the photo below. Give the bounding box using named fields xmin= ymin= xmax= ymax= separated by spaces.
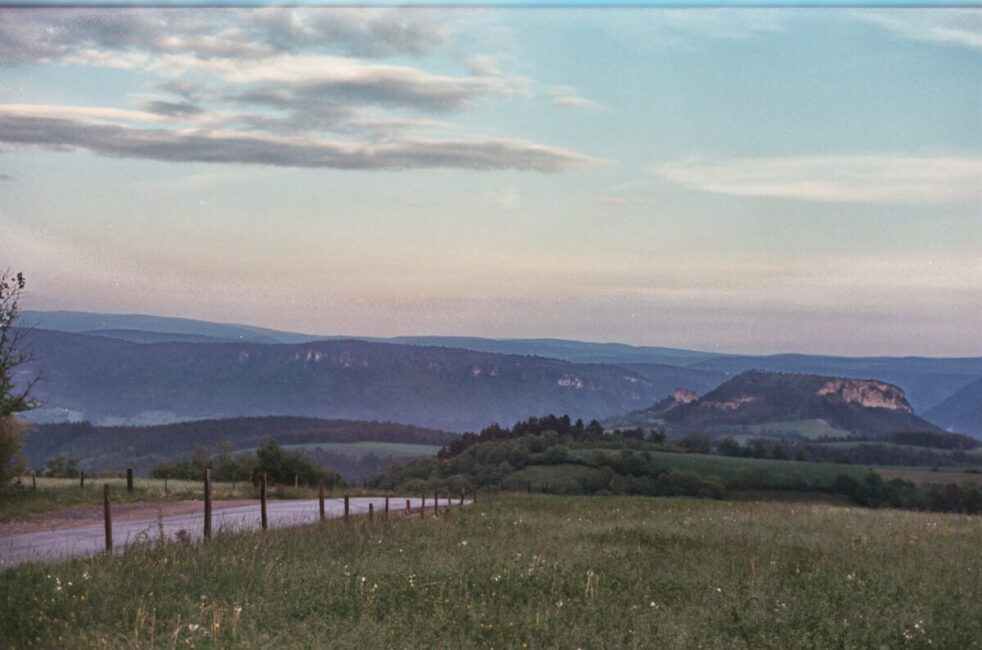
xmin=17 ymin=310 xmax=981 ymax=434
xmin=21 ymin=310 xmax=324 ymax=344
xmin=21 ymin=310 xmax=724 ymax=366
xmin=20 ymin=329 xmax=666 ymax=431
xmin=926 ymin=378 xmax=982 ymax=437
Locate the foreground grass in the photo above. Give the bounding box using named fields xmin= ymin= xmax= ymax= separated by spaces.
xmin=1 ymin=495 xmax=980 ymax=648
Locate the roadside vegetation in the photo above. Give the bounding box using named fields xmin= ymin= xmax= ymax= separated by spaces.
xmin=1 ymin=495 xmax=980 ymax=648
xmin=150 ymin=440 xmax=343 ymax=488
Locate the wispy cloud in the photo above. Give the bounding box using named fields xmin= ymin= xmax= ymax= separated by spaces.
xmin=853 ymin=10 xmax=982 ymax=51
xmin=655 ymin=154 xmax=982 ymax=205
xmin=0 ymin=8 xmax=447 ymax=64
xmin=548 ymin=85 xmax=606 ymax=111
xmin=210 ymin=54 xmax=527 ymax=113
xmin=0 ymin=8 xmax=598 ymax=174
xmin=0 ymin=104 xmax=169 ymax=123
xmin=0 ymin=113 xmax=602 ymax=173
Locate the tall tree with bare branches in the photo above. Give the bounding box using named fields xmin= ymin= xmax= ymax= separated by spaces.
xmin=1 ymin=270 xmax=37 ymax=484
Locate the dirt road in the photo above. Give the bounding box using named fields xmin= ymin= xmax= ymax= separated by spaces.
xmin=0 ymin=496 xmax=456 ymax=569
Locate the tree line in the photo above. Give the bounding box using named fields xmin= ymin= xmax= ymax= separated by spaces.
xmin=151 ymin=441 xmax=343 ymax=488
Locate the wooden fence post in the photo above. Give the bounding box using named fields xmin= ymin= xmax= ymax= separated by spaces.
xmin=433 ymin=492 xmax=439 ymax=516
xmin=103 ymin=483 xmax=113 ymax=554
xmin=203 ymin=468 xmax=212 ymax=542
xmin=294 ymin=473 xmax=299 ymax=489
xmin=405 ymin=499 xmax=411 ymax=517
xmin=459 ymin=488 xmax=465 ymax=507
xmin=527 ymin=480 xmax=532 ymax=495
xmin=368 ymin=502 xmax=374 ymax=521
xmin=344 ymin=495 xmax=350 ymax=522
xmin=80 ymin=472 xmax=85 ymax=490
xmin=126 ymin=468 xmax=134 ymax=493
xmin=319 ymin=481 xmax=326 ymax=522
xmin=420 ymin=495 xmax=425 ymax=519
xmin=260 ymin=472 xmax=268 ymax=531
xmin=31 ymin=472 xmax=36 ymax=492
xmin=384 ymin=496 xmax=389 ymax=519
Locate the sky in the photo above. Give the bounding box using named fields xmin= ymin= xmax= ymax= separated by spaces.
xmin=0 ymin=7 xmax=980 ymax=356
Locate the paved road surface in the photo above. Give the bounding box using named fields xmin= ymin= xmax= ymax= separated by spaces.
xmin=0 ymin=496 xmax=464 ymax=569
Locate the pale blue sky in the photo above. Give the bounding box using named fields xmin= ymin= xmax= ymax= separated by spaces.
xmin=1 ymin=8 xmax=980 ymax=355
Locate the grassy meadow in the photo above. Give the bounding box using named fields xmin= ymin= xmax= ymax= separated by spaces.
xmin=1 ymin=495 xmax=980 ymax=648
xmin=234 ymin=441 xmax=442 ymax=459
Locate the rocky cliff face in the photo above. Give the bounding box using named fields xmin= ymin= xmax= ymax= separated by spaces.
xmin=671 ymin=388 xmax=699 ymax=405
xmin=817 ymin=379 xmax=913 ymax=413
xmin=647 ymin=388 xmax=700 ymax=415
xmin=659 ymin=370 xmax=939 ymax=437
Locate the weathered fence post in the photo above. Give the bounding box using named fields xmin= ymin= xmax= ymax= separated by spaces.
xmin=344 ymin=495 xmax=350 ymax=522
xmin=405 ymin=499 xmax=411 ymax=517
xmin=260 ymin=472 xmax=268 ymax=531
xmin=31 ymin=472 xmax=36 ymax=492
xmin=318 ymin=481 xmax=326 ymax=522
xmin=203 ymin=468 xmax=212 ymax=542
xmin=126 ymin=468 xmax=134 ymax=493
xmin=369 ymin=502 xmax=374 ymax=521
xmin=384 ymin=496 xmax=389 ymax=519
xmin=459 ymin=488 xmax=465 ymax=507
xmin=527 ymin=480 xmax=532 ymax=495
xmin=420 ymin=495 xmax=425 ymax=519
xmin=80 ymin=471 xmax=85 ymax=490
xmin=103 ymin=483 xmax=113 ymax=553
xmin=433 ymin=492 xmax=439 ymax=516
xmin=293 ymin=473 xmax=298 ymax=489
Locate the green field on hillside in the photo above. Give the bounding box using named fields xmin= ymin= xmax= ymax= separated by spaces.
xmin=718 ymin=419 xmax=853 ymax=441
xmin=1 ymin=495 xmax=979 ymax=648
xmin=569 ymin=449 xmax=867 ymax=489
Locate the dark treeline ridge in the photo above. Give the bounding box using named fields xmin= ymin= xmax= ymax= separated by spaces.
xmin=25 ymin=416 xmax=456 ymax=470
xmin=717 ymin=434 xmax=982 ymax=467
xmin=806 ymin=430 xmax=980 ymax=450
xmin=438 ymin=414 xmax=611 ymax=459
xmin=835 ymin=472 xmax=982 ymax=514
